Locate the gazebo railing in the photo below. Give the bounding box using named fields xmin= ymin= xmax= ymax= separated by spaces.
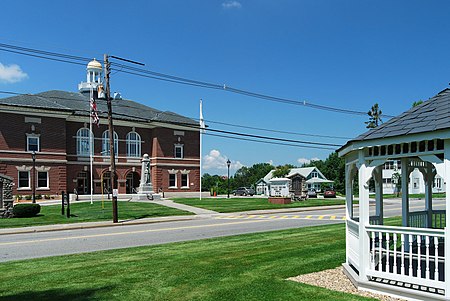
xmin=366 ymin=224 xmax=445 ymax=290
xmin=409 ymin=210 xmax=446 ymax=229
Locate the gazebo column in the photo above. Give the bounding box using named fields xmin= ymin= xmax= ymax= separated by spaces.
xmin=444 ymin=140 xmax=450 ymax=299
xmin=358 ymin=151 xmax=371 ymax=282
xmin=373 ymin=166 xmax=383 ymax=225
xmin=423 ymin=164 xmax=434 ymax=228
xmin=401 ymin=158 xmax=410 ymax=227
xmin=345 ymin=163 xmax=354 ymax=220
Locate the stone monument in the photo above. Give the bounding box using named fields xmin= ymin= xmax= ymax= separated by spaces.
xmin=134 ymin=154 xmax=161 ymax=201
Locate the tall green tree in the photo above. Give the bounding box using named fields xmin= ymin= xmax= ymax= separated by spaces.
xmin=365 ymin=103 xmax=383 ymax=129
xmin=412 ymin=100 xmax=423 ymax=107
xmin=272 ymin=164 xmax=296 ymax=178
xmin=234 ymin=163 xmax=274 ymax=188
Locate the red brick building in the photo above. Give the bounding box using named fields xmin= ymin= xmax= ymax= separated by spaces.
xmin=0 ymin=60 xmax=200 ymax=197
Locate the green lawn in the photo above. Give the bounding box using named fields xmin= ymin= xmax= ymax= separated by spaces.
xmin=0 ymin=223 xmax=374 ymax=301
xmin=172 ymin=197 xmax=346 ymax=213
xmin=0 ymin=201 xmax=193 ymax=229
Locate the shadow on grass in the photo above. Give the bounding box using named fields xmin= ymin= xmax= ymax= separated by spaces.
xmin=0 ymin=286 xmax=113 ymax=301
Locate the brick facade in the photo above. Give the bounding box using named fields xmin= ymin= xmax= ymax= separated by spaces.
xmin=0 ymin=109 xmax=200 ymax=197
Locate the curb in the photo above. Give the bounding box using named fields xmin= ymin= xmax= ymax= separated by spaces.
xmin=0 ymin=203 xmax=356 ymax=236
xmin=0 ymin=215 xmax=197 ymax=236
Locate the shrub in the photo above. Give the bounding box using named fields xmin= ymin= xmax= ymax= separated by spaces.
xmin=44 ymin=194 xmax=51 ymax=199
xmin=36 ymin=194 xmax=42 ymax=200
xmin=13 ymin=203 xmax=41 ymax=218
xmin=15 ymin=194 xmax=23 ymax=200
xmin=25 ymin=195 xmax=32 ymax=200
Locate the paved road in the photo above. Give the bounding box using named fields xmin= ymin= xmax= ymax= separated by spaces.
xmin=0 ymin=198 xmax=445 ymax=263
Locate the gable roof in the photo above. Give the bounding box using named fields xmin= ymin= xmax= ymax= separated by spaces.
xmin=0 ymin=90 xmax=197 ymax=126
xmin=340 ymin=89 xmax=450 ymax=151
xmin=263 ymin=167 xmax=330 ymax=182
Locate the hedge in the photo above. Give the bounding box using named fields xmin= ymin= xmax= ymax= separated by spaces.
xmin=12 ymin=203 xmax=41 ymax=218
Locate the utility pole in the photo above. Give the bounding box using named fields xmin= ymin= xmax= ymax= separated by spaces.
xmin=104 ymin=54 xmax=118 ymax=223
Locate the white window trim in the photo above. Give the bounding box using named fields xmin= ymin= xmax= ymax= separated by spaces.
xmin=26 ymin=134 xmax=40 ymax=152
xmin=174 ymin=144 xmax=184 ymax=159
xmin=169 ymin=173 xmax=177 ymax=188
xmin=17 ymin=170 xmax=30 ymax=190
xmin=181 ymin=173 xmax=189 ymax=188
xmin=36 ymin=171 xmax=49 ymax=190
xmin=126 ymin=131 xmax=141 ymax=158
xmin=76 ymin=128 xmax=93 ymax=156
xmin=102 ymin=130 xmax=119 ymax=157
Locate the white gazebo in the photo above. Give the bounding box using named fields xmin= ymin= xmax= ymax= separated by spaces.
xmin=338 ymin=89 xmax=450 ymax=301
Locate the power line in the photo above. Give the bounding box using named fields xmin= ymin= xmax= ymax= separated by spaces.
xmin=0 ymin=41 xmax=395 ymax=118
xmin=204 ymin=133 xmax=336 ymax=150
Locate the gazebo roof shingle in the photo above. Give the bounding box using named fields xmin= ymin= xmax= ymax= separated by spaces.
xmin=346 ymin=88 xmax=450 ymax=145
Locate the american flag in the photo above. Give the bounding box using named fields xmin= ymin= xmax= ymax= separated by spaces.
xmin=90 ymin=98 xmax=100 ymax=126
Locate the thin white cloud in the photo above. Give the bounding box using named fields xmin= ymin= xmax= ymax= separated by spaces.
xmin=0 ymin=63 xmax=28 ymax=83
xmin=203 ymin=149 xmax=244 ymax=171
xmin=297 ymin=157 xmax=320 ymax=165
xmin=222 ymin=1 xmax=242 ymax=9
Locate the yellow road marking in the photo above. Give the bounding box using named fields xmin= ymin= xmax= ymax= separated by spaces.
xmin=280 ymin=216 xmax=289 ymax=219
xmin=0 ymin=219 xmax=272 ymax=247
xmin=318 ymin=216 xmax=324 ymax=220
xmin=269 ymin=216 xmax=278 ymax=219
xmin=330 ymin=216 xmax=336 ymax=220
xmin=306 ymin=215 xmax=312 ymax=219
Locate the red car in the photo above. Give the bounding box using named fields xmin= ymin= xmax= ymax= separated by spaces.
xmin=324 ymin=189 xmax=336 ymax=198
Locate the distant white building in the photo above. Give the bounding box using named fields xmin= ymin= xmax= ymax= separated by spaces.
xmin=257 ymin=167 xmax=333 ymax=197
xmin=381 ymin=160 xmax=445 ymax=194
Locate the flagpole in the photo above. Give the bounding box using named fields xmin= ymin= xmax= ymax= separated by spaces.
xmin=199 ymin=99 xmax=203 ymax=201
xmin=89 ymin=84 xmax=94 ymax=205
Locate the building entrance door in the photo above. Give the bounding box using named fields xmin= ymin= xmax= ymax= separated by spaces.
xmin=126 ymin=172 xmax=140 ymax=194
xmin=76 ymin=172 xmax=89 ymax=195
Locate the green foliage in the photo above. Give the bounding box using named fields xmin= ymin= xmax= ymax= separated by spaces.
xmin=233 ymin=163 xmax=274 ymax=188
xmin=44 ymin=194 xmax=51 ymax=199
xmin=15 ymin=195 xmax=22 ymax=200
xmin=12 ymin=203 xmax=41 ymax=218
xmin=412 ymin=100 xmax=423 ymax=107
xmin=202 ymin=173 xmax=230 ymax=195
xmin=272 ymin=164 xmax=295 ymax=178
xmin=302 ymin=152 xmax=345 ymax=194
xmin=365 ymin=103 xmax=383 ymax=129
xmin=392 ymin=170 xmax=401 ymax=196
xmin=25 ymin=195 xmax=32 ymax=201
xmin=35 ymin=194 xmax=42 ymax=200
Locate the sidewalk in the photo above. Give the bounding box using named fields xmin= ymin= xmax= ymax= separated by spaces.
xmin=0 ymin=203 xmax=349 ymax=236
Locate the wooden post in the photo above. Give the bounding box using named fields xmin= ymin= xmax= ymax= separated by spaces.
xmin=358 ymin=150 xmax=370 ymax=283
xmin=444 ymin=140 xmax=450 ymax=299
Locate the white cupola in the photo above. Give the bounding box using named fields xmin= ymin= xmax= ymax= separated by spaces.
xmin=78 ymin=59 xmax=103 ymax=93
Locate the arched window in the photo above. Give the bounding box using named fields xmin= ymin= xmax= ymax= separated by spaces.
xmin=77 ymin=128 xmax=93 ymax=156
xmin=126 ymin=132 xmax=141 ymax=157
xmin=102 ymin=130 xmax=118 ymax=156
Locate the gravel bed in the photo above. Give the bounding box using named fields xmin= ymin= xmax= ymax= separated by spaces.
xmin=288 ymin=266 xmax=406 ymax=301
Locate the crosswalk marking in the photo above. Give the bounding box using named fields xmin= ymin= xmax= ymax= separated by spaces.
xmin=215 ymin=214 xmax=346 ymax=221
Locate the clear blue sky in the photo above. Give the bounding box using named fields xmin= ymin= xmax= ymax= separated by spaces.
xmin=1 ymin=0 xmax=450 ymax=175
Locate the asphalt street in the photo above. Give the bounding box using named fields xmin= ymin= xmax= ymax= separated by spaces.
xmin=0 ymin=198 xmax=445 ymax=263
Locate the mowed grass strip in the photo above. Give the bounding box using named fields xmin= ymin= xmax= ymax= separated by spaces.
xmin=0 ymin=224 xmax=374 ymax=301
xmin=0 ymin=201 xmax=193 ymax=229
xmin=172 ymin=197 xmax=346 ymax=213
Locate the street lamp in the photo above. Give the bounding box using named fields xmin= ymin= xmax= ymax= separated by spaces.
xmin=226 ymin=159 xmax=231 ymax=198
xmin=31 ymin=151 xmax=36 ymax=204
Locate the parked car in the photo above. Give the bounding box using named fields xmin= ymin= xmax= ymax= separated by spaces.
xmin=324 ymin=188 xmax=336 ymax=198
xmin=307 ymin=188 xmax=317 ymax=198
xmin=233 ymin=187 xmax=255 ymax=196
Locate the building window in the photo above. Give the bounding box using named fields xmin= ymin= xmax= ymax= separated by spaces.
xmin=181 ymin=174 xmax=188 ymax=188
xmin=434 ymin=178 xmax=442 ymax=189
xmin=174 ymin=144 xmax=183 ymax=159
xmin=169 ymin=174 xmax=177 ymax=188
xmin=102 ymin=130 xmax=118 ymax=156
xmin=77 ymin=128 xmax=93 ymax=156
xmin=37 ymin=171 xmax=48 ymax=189
xmin=18 ymin=171 xmax=30 ymax=189
xmin=126 ymin=132 xmax=141 ymax=157
xmin=311 ymin=171 xmax=318 ymax=178
xmin=27 ymin=135 xmax=40 ymax=152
